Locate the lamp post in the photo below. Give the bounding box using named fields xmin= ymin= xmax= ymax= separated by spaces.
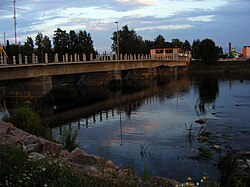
xmin=115 ymin=21 xmax=119 ymax=60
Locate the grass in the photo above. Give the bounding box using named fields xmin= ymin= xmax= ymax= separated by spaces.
xmin=2 ymin=105 xmax=52 ymax=140
xmin=0 ymin=144 xmax=84 ymax=187
xmin=58 ymin=127 xmax=78 ymax=152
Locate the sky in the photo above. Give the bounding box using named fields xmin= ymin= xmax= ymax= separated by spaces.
xmin=0 ymin=0 xmax=249 ymax=53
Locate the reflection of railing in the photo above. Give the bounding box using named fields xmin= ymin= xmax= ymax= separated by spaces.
xmin=43 ymin=77 xmax=190 ymax=126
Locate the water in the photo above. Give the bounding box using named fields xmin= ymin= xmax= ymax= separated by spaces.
xmin=49 ymin=75 xmax=250 ymax=182
xmin=3 ymin=74 xmax=250 ymax=182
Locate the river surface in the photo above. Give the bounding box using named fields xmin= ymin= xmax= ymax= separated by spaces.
xmin=2 ymin=74 xmax=250 ymax=183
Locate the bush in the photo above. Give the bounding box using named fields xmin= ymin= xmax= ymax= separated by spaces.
xmin=2 ymin=105 xmax=52 ymax=139
xmin=0 ymin=144 xmax=84 ymax=187
xmin=59 ymin=127 xmax=78 ymax=151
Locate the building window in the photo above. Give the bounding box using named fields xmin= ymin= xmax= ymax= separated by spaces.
xmin=156 ymin=49 xmax=164 ymax=54
xmin=165 ymin=49 xmax=173 ymax=53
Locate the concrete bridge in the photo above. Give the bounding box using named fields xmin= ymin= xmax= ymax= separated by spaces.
xmin=0 ymin=52 xmax=189 ymax=81
xmin=0 ymin=52 xmax=189 ymax=99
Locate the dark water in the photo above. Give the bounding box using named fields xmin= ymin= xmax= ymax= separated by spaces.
xmin=2 ymin=74 xmax=250 ymax=183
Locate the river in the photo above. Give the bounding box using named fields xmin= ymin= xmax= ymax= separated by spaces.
xmin=2 ymin=73 xmax=250 ymax=183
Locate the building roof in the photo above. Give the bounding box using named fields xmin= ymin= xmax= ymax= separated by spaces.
xmin=151 ymin=42 xmax=176 ymax=49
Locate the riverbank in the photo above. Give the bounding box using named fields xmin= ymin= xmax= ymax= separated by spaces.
xmin=0 ymin=120 xmax=181 ymax=186
xmin=189 ymin=60 xmax=250 ymax=74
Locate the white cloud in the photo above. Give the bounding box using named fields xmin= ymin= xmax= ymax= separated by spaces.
xmin=187 ymin=15 xmax=214 ymax=22
xmin=115 ymin=0 xmax=156 ymax=6
xmin=136 ymin=24 xmax=193 ymax=31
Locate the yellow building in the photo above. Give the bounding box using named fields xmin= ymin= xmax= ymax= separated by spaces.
xmin=150 ymin=42 xmax=191 ymax=62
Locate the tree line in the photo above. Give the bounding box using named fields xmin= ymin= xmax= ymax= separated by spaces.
xmin=3 ymin=25 xmax=223 ymax=63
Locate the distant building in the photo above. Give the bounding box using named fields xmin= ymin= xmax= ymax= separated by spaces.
xmin=242 ymin=46 xmax=250 ymax=59
xmin=150 ymin=42 xmax=191 ymax=62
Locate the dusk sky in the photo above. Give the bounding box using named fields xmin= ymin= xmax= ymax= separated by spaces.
xmin=0 ymin=0 xmax=249 ymax=53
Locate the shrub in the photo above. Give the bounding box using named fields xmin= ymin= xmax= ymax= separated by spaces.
xmin=0 ymin=144 xmax=84 ymax=187
xmin=58 ymin=127 xmax=78 ymax=151
xmin=2 ymin=105 xmax=52 ymax=139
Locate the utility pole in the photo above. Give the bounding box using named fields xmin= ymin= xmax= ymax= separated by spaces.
xmin=13 ymin=0 xmax=17 ymax=44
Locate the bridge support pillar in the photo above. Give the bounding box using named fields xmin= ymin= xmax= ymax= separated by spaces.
xmin=78 ymin=71 xmax=121 ymax=86
xmin=4 ymin=76 xmax=52 ymax=99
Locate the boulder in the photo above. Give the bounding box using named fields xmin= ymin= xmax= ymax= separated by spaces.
xmin=39 ymin=137 xmax=61 ymax=155
xmin=66 ymin=147 xmax=103 ymax=166
xmin=0 ymin=134 xmax=24 ymax=150
xmin=0 ymin=121 xmax=14 ymax=134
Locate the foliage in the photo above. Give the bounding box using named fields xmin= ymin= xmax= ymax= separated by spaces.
xmin=111 ymin=25 xmax=145 ymax=55
xmin=154 ymin=34 xmax=165 ymax=45
xmin=192 ymin=38 xmax=221 ymax=63
xmin=142 ymin=164 xmax=152 ymax=182
xmin=219 ymin=152 xmax=250 ymax=187
xmin=0 ymin=144 xmax=84 ymax=187
xmin=2 ymin=105 xmax=52 ymax=139
xmin=58 ymin=127 xmax=78 ymax=151
xmin=53 ymin=28 xmax=95 ymax=61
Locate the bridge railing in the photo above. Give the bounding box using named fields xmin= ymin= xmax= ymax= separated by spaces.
xmin=0 ymin=52 xmax=190 ymax=66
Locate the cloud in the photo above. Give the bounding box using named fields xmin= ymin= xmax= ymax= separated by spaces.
xmin=0 ymin=0 xmax=249 ymax=53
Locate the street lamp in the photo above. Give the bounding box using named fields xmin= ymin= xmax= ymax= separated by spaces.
xmin=115 ymin=21 xmax=119 ymax=60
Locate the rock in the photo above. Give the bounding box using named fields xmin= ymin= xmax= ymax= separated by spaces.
xmin=0 ymin=134 xmax=24 ymax=150
xmin=26 ymin=143 xmax=42 ymax=153
xmin=197 ymin=136 xmax=209 ymax=142
xmin=246 ymin=159 xmax=250 ymax=168
xmin=66 ymin=147 xmax=101 ymax=165
xmin=107 ymin=160 xmax=120 ymax=169
xmin=240 ymin=151 xmax=250 ymax=156
xmin=60 ymin=149 xmax=70 ymax=158
xmin=194 ymin=118 xmax=207 ymax=124
xmin=39 ymin=137 xmax=61 ymax=155
xmin=212 ymin=144 xmax=221 ymax=150
xmin=0 ymin=121 xmax=14 ymax=134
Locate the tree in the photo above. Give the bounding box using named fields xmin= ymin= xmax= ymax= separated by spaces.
xmin=200 ymin=38 xmax=218 ymax=63
xmin=111 ymin=25 xmax=145 ymax=55
xmin=172 ymin=38 xmax=183 ymax=48
xmin=35 ymin=32 xmax=43 ymax=57
xmin=42 ymin=36 xmax=52 ymax=54
xmin=77 ymin=30 xmax=95 ymax=60
xmin=68 ymin=30 xmax=79 ymax=55
xmin=53 ymin=28 xmax=69 ymax=59
xmin=143 ymin=40 xmax=155 ymax=54
xmin=184 ymin=40 xmax=191 ymax=50
xmin=192 ymin=39 xmax=202 ymax=60
xmin=21 ymin=36 xmax=34 ymax=56
xmin=154 ymin=35 xmax=165 ymax=46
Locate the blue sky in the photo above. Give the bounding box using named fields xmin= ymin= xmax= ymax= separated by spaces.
xmin=0 ymin=0 xmax=249 ymax=53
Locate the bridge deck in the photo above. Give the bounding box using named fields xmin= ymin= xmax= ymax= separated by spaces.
xmin=0 ymin=59 xmax=189 ymax=81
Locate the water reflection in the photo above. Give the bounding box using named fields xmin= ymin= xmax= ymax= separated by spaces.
xmin=1 ymin=74 xmax=250 ymax=183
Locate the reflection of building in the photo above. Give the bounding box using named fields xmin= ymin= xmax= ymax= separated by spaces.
xmin=150 ymin=42 xmax=191 ymax=61
xmin=242 ymin=46 xmax=250 ymax=59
